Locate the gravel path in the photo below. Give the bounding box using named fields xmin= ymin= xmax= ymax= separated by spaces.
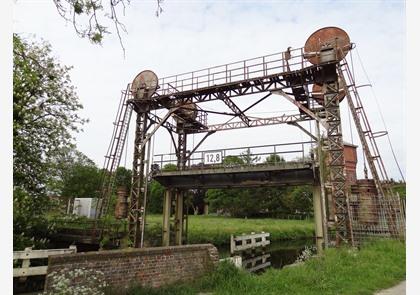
xmin=374 ymin=281 xmax=406 ymax=295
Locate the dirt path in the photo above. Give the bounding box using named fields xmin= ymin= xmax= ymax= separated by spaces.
xmin=374 ymin=281 xmax=406 ymax=295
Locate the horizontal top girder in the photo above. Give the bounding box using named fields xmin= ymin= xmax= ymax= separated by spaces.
xmin=153 ymin=161 xmax=319 ymax=189
xmin=128 ymin=61 xmax=338 ymax=112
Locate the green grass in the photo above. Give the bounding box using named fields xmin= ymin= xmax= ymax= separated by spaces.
xmin=51 ymin=214 xmax=314 ymax=247
xmin=145 ymin=214 xmax=314 ymax=246
xmin=123 ymin=239 xmax=405 ymax=295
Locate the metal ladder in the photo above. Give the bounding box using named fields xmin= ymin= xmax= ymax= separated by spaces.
xmin=96 ymin=85 xmax=133 ymax=219
xmin=338 ymin=60 xmax=401 ymax=238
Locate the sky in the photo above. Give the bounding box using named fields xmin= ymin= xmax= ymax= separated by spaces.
xmin=13 ymin=0 xmax=406 ymax=181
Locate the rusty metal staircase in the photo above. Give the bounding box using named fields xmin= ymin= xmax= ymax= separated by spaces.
xmin=95 ymin=85 xmax=133 ymax=219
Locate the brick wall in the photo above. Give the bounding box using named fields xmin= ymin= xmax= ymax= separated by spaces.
xmin=45 ymin=244 xmax=219 ymax=290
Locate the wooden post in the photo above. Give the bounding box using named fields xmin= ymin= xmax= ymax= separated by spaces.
xmin=174 ymin=191 xmax=184 ymax=245
xmin=313 ymin=185 xmax=324 ymax=253
xmin=162 ymin=189 xmax=171 ymax=246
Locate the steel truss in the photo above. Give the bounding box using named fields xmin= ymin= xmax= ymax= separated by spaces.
xmin=323 ymin=80 xmax=353 ymax=245
xmin=96 ymin=43 xmax=399 ymax=249
xmin=127 ymin=112 xmax=148 ymax=248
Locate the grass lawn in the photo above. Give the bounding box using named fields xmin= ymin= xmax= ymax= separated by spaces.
xmin=123 ymin=239 xmax=406 ymax=295
xmin=145 ymin=214 xmax=314 ymax=246
xmin=51 ymin=214 xmax=314 ymax=247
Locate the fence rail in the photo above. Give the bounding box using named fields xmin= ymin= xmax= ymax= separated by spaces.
xmin=230 ymin=232 xmax=270 ymax=254
xmin=153 ymin=141 xmax=316 ymax=170
xmin=155 ymin=47 xmax=310 ymax=96
xmin=13 ymin=246 xmax=77 ymax=278
xmin=229 ymin=232 xmax=271 ymax=272
xmin=243 ymin=254 xmax=271 ymax=273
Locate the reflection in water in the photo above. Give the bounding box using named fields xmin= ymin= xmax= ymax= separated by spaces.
xmin=218 ymin=238 xmax=315 ymax=270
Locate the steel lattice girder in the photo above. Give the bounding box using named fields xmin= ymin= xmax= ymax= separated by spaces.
xmin=128 ymin=112 xmax=148 ymax=247
xmin=148 ymin=63 xmax=338 ymax=111
xmin=323 ymin=81 xmax=353 ymax=246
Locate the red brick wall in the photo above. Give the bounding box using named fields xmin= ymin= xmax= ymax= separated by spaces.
xmin=45 ymin=244 xmax=219 ymax=290
xmin=344 ymin=144 xmax=358 ymax=185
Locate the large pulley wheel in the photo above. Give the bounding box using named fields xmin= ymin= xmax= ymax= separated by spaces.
xmin=304 ymin=26 xmax=351 ymax=65
xmin=131 ymin=70 xmax=159 ymax=100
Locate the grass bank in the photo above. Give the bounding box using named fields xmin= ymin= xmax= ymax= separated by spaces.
xmin=124 ymin=239 xmax=405 ymax=295
xmin=145 ymin=214 xmax=314 ymax=246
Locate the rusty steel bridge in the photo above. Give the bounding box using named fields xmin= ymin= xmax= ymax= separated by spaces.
xmin=93 ymin=26 xmax=405 ymax=251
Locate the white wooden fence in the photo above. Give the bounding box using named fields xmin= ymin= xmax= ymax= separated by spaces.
xmin=230 ymin=232 xmax=270 ymax=254
xmin=228 ymin=232 xmax=271 ymax=272
xmin=243 ymin=253 xmax=271 ymax=272
xmin=13 ymin=246 xmax=77 ymax=278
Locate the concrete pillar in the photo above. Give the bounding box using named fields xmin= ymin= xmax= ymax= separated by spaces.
xmin=162 ymin=189 xmax=172 ymax=246
xmin=174 ymin=191 xmax=184 ymax=245
xmin=313 ymin=185 xmax=324 ymax=254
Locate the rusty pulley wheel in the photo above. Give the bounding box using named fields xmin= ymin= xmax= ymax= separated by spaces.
xmin=131 ymin=70 xmax=159 ymax=100
xmin=304 ymin=26 xmax=351 ymax=65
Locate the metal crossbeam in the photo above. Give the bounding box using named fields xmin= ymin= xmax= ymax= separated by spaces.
xmin=272 ymin=90 xmax=328 ymax=129
xmin=218 ymin=92 xmax=250 ymax=125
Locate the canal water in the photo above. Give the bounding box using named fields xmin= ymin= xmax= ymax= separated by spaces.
xmin=217 ymin=238 xmax=315 ymax=270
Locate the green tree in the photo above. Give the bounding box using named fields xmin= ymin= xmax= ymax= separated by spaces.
xmin=48 ymin=146 xmax=95 ymax=195
xmin=13 ymin=34 xmax=86 ymax=249
xmin=240 ymin=150 xmax=260 ymax=164
xmin=114 ymin=166 xmax=132 ymax=192
xmin=52 ymin=0 xmax=164 ymax=50
xmin=205 ymin=153 xmax=314 ymax=218
xmin=265 ymin=154 xmax=285 ymax=164
xmin=62 ymin=164 xmax=101 ymax=199
xmin=205 ymin=154 xmax=261 ymax=217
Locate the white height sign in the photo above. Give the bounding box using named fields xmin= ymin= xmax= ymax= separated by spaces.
xmin=203 ymin=151 xmax=222 ymax=164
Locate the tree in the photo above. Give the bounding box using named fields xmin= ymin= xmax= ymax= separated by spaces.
xmin=240 ymin=150 xmax=260 ymax=165
xmin=52 ymin=0 xmax=164 ymax=52
xmin=62 ymin=164 xmax=101 ymax=199
xmin=265 ymin=154 xmax=285 ymax=164
xmin=114 ymin=166 xmax=132 ymax=192
xmin=48 ymin=146 xmax=96 ymax=195
xmin=205 ymin=154 xmax=261 ymax=217
xmin=13 ymin=34 xmax=86 ymax=249
xmin=204 ymin=153 xmax=314 ymax=218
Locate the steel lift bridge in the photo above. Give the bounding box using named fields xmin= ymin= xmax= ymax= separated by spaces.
xmin=95 ymin=27 xmax=403 ymax=250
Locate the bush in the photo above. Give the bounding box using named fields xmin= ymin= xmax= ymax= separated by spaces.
xmin=44 ymin=268 xmax=107 ymax=295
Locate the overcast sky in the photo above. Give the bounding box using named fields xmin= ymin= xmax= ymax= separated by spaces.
xmin=13 ymin=0 xmax=406 ymax=181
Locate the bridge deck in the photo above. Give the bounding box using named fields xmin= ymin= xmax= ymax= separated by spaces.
xmin=153 ymin=161 xmax=318 ymax=189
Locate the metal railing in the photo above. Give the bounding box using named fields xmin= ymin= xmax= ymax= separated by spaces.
xmin=153 ymin=140 xmax=316 ymax=170
xmin=156 ymin=47 xmax=310 ymax=96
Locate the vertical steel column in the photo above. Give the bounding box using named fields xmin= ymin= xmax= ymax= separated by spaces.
xmin=162 ymin=189 xmax=172 ymax=246
xmin=128 ymin=112 xmax=148 ymax=248
xmin=174 ymin=190 xmax=184 ymax=245
xmin=174 ymin=127 xmax=187 ymax=245
xmin=313 ymin=184 xmax=324 ymax=253
xmin=315 ymin=121 xmax=329 ymax=248
xmin=323 ymin=81 xmax=353 ymax=246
